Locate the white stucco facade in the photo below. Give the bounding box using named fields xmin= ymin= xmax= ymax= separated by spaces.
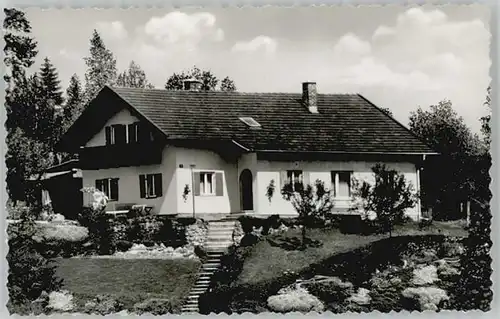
xmin=81 ymin=110 xmax=422 ymax=220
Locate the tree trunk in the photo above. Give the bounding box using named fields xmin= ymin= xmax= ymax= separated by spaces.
xmin=302 ymin=224 xmax=307 ymax=247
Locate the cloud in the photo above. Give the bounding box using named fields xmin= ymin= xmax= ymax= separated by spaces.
xmin=329 ymin=7 xmax=490 ymax=131
xmin=231 ymin=36 xmax=277 ymax=55
xmin=332 ymin=33 xmax=371 ymax=62
xmin=143 ymin=11 xmax=224 ymax=51
xmin=96 ymin=21 xmax=128 ymax=40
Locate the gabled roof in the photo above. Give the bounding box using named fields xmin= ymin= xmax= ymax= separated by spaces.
xmin=59 ymin=85 xmax=436 ymax=155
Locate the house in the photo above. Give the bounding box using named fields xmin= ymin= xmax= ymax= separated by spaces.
xmin=57 ymin=81 xmax=437 ymax=220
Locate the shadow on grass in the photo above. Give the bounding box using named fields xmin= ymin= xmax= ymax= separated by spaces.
xmin=267 ymin=236 xmax=323 ymax=251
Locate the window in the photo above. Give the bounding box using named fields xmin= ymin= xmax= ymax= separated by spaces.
xmin=201 ymin=172 xmax=215 ymax=195
xmin=105 ymin=124 xmax=126 ymax=145
xmin=331 ymin=171 xmax=352 ymax=198
xmin=139 ymin=173 xmax=163 ymax=198
xmin=106 ymin=122 xmax=152 ymax=145
xmin=239 ymin=117 xmax=261 ymax=128
xmin=95 ymin=178 xmax=119 ymax=201
xmin=194 ymin=172 xmax=224 ymax=196
xmin=127 ymin=122 xmax=140 ymax=144
xmin=287 ymin=170 xmax=304 ymax=192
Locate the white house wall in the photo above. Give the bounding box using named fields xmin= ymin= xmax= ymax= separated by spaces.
xmin=81 ymin=146 xmax=177 ymax=214
xmin=85 ymin=109 xmax=139 ymax=147
xmin=175 ymin=147 xmax=239 ymax=215
xmin=255 ymin=160 xmax=420 ymax=220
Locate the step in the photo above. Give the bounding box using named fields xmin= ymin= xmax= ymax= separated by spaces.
xmin=188 ymin=295 xmax=200 ymax=299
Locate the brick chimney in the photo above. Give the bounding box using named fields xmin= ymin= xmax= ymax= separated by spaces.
xmin=183 ymin=78 xmax=203 ymax=91
xmin=302 ymin=82 xmax=318 ymax=113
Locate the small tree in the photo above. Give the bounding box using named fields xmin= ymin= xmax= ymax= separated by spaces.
xmin=280 ymin=179 xmax=335 ymax=247
xmin=7 ymin=211 xmax=62 ymax=312
xmin=352 ymin=164 xmax=417 ymax=236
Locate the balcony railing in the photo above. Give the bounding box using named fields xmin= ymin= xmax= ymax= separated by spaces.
xmin=79 ymin=142 xmax=164 ymax=169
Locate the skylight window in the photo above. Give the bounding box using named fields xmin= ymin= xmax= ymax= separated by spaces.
xmin=239 ymin=117 xmax=261 ymax=128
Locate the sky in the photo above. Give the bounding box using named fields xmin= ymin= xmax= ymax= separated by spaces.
xmin=25 ymin=5 xmax=491 ymax=132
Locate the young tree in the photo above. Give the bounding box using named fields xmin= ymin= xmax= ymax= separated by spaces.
xmin=164 ymin=65 xmax=236 ymax=91
xmin=63 ymin=74 xmax=84 ymax=130
xmin=279 ymin=179 xmax=335 ymax=247
xmin=116 ymin=60 xmax=154 ymax=88
xmin=351 ymin=164 xmax=417 ymax=236
xmin=220 ymin=76 xmax=237 ymax=92
xmin=83 ymin=29 xmax=117 ymax=102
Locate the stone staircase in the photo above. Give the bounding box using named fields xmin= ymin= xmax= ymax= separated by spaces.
xmin=181 ymin=219 xmax=237 ymax=313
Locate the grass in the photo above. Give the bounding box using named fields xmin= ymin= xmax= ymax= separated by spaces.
xmin=237 ymin=220 xmax=467 ymax=285
xmin=54 ymin=257 xmax=201 ymax=311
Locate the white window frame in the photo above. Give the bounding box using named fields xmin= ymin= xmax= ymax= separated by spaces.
xmin=287 ymin=170 xmax=303 ymax=192
xmin=332 ymin=171 xmax=352 ymax=199
xmin=126 ymin=122 xmax=140 ymax=144
xmin=200 ymin=172 xmax=216 ymax=196
xmin=144 ymin=174 xmax=160 ymax=198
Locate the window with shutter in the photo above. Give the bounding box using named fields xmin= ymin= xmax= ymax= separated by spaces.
xmin=139 ymin=175 xmax=146 ymax=198
xmin=154 ymin=174 xmax=163 ymax=197
xmin=105 ymin=127 xmax=112 ymax=145
xmin=128 ymin=122 xmax=138 ymax=143
xmin=110 ymin=178 xmax=119 ymax=201
xmin=113 ymin=124 xmax=127 ymax=145
xmin=215 ymin=172 xmax=224 ymax=196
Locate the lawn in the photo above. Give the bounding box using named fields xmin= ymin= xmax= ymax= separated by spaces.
xmin=237 ymin=221 xmax=467 ymax=285
xmin=55 ymin=257 xmax=200 ymax=311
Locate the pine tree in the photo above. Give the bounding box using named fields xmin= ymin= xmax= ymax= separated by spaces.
xmin=63 ymin=74 xmax=84 ymax=130
xmin=83 ymin=29 xmax=117 ymax=102
xmin=39 ymin=57 xmax=64 ymax=106
xmin=4 ymin=8 xmax=39 ymax=203
xmin=116 ymin=60 xmax=154 ymax=88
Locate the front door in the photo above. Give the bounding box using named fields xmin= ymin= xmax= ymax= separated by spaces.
xmin=240 ymin=169 xmax=253 ymax=211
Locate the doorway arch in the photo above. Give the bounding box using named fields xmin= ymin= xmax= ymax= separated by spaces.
xmin=239 ymin=169 xmax=253 ymax=211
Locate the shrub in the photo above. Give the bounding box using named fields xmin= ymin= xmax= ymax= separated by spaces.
xmin=267 ymin=287 xmax=324 ymax=313
xmin=115 ymin=240 xmax=133 ymax=252
xmin=77 ymin=193 xmax=114 ymax=255
xmin=306 ymin=277 xmax=354 ymax=304
xmin=133 ymin=298 xmax=173 ymax=315
xmin=455 ymin=199 xmax=492 ymax=311
xmin=83 ymin=294 xmax=124 ymax=315
xmin=7 ymin=216 xmax=63 ymax=312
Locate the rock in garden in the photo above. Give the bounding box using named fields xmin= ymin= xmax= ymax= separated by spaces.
xmin=412 ymin=265 xmax=439 ymax=285
xmin=47 ymin=290 xmax=74 ymax=312
xmin=347 ymin=288 xmax=372 ymax=305
xmin=402 ymin=287 xmax=449 ymax=311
